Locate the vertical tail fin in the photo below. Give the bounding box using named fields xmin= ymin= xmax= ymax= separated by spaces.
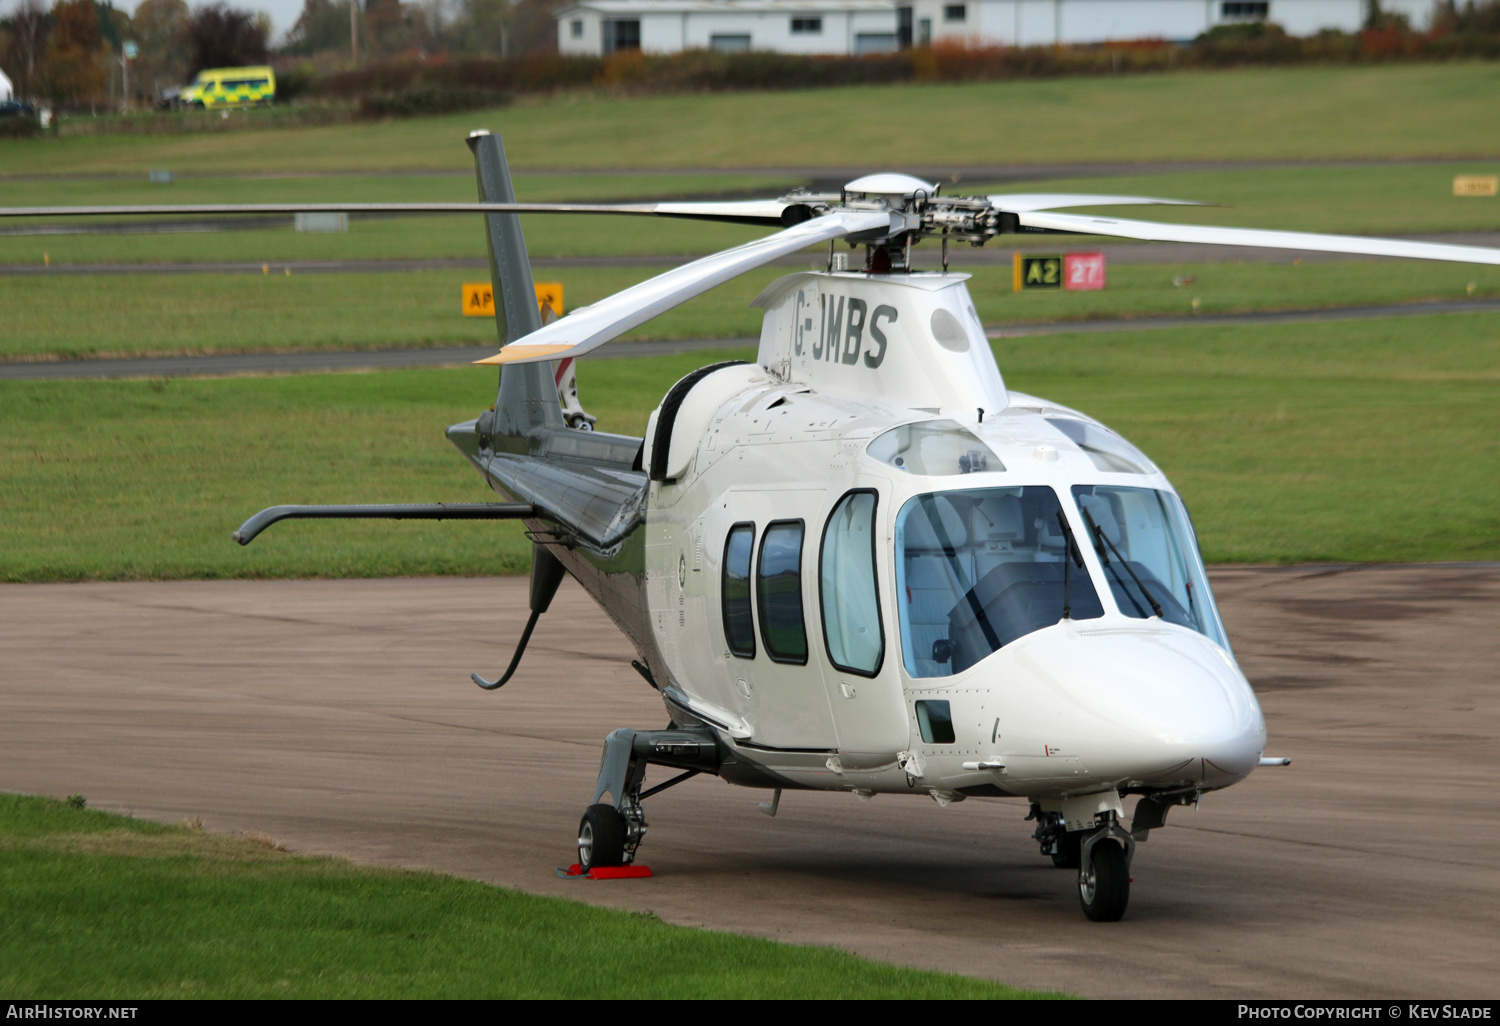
xmin=466 ymin=130 xmax=563 ymax=439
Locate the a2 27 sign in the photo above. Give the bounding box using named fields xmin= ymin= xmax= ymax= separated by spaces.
xmin=1013 ymin=252 xmax=1107 ymax=292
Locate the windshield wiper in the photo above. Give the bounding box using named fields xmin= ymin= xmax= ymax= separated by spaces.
xmin=1054 ymin=509 xmax=1086 ymax=620
xmin=1081 ymin=508 xmax=1164 ymax=618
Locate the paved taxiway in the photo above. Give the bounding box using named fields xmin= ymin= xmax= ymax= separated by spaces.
xmin=2 ymin=565 xmax=1496 ymax=998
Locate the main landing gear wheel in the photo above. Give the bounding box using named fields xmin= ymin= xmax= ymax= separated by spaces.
xmin=1050 ymin=830 xmax=1083 ymax=869
xmin=1078 ymin=838 xmax=1130 ymax=922
xmin=578 ymin=803 xmax=627 ymax=873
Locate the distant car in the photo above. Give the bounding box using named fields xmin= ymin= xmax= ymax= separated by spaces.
xmin=155 ymin=86 xmax=182 ymax=110
xmin=0 ymin=100 xmax=36 ymax=118
xmin=178 ymin=66 xmax=276 ymax=109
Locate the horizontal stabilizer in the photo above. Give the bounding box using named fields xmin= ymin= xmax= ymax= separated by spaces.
xmin=232 ymin=502 xmax=532 ymax=545
xmin=476 ymin=209 xmax=893 ymax=366
xmin=1018 ymin=210 xmax=1500 ymax=265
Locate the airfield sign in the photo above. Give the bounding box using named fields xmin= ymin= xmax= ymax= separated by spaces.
xmin=1013 ymin=252 xmax=1107 ymax=292
xmin=465 ymin=282 xmax=564 ymax=318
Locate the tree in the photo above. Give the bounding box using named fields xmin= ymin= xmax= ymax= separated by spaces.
xmin=451 ymin=0 xmax=562 ymax=57
xmin=130 ymin=0 xmax=191 ymax=94
xmin=1434 ymin=0 xmax=1500 ymax=32
xmin=3 ymin=0 xmax=51 ymax=101
xmin=509 ymin=0 xmax=561 ymax=56
xmin=43 ymin=0 xmax=107 ymax=108
xmin=283 ymin=0 xmax=353 ymax=56
xmin=365 ymin=0 xmax=434 ymax=55
xmin=450 ymin=0 xmax=506 ymax=54
xmin=183 ymin=3 xmax=268 ymax=77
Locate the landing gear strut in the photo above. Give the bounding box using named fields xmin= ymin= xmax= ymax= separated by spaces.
xmin=1077 ymin=810 xmax=1135 ymax=922
xmin=576 ymin=724 xmax=720 ymax=872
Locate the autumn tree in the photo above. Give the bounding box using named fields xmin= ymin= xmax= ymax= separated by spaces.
xmin=43 ymin=0 xmax=107 ymax=108
xmin=131 ymin=0 xmax=190 ymax=95
xmin=183 ymin=3 xmax=267 ymax=77
xmin=2 ymin=0 xmax=50 ymax=101
xmin=283 ymin=0 xmax=353 ymax=56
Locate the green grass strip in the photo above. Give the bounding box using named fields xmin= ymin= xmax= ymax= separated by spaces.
xmin=1 ymin=309 xmax=1497 ymax=582
xmin=0 ymin=795 xmax=1053 ymax=999
xmin=4 ymin=66 xmax=1500 ymax=176
xmin=5 ymin=261 xmax=1500 ymax=361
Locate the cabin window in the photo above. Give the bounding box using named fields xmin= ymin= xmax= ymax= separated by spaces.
xmin=867 ymin=419 xmax=1004 ymax=476
xmin=820 ymin=490 xmax=883 ymax=677
xmin=895 ymin=486 xmax=1103 ymax=678
xmin=1047 ymin=417 xmax=1154 ymax=474
xmin=1072 ymin=486 xmax=1229 ymax=649
xmin=757 ymin=521 xmax=808 ymax=664
xmin=722 ymin=523 xmax=756 ymax=659
xmin=915 ymin=700 xmax=955 ymax=744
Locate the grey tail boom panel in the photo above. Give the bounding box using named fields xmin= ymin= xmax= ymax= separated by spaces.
xmin=466 ymin=129 xmax=563 ymax=440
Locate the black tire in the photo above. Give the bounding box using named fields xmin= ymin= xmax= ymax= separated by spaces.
xmin=1050 ymin=830 xmax=1083 ymax=869
xmin=578 ymin=803 xmax=626 ymax=873
xmin=1079 ymin=838 xmax=1130 ymax=921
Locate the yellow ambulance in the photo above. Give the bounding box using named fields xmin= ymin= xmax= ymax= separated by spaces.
xmin=181 ymin=66 xmax=276 ymax=108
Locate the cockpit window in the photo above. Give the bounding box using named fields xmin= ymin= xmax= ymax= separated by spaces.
xmin=895 ymin=486 xmax=1102 ymax=678
xmin=1047 ymin=418 xmax=1154 ymax=475
xmin=1072 ymin=485 xmax=1229 ymax=649
xmin=867 ymin=420 xmax=1004 ymax=476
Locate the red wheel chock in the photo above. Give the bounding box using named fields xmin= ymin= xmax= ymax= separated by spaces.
xmin=557 ymin=863 xmax=653 ymax=880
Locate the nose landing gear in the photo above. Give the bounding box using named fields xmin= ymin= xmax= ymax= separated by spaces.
xmin=1029 ymin=801 xmax=1136 ymax=920
xmin=1077 ymin=810 xmax=1135 ymax=922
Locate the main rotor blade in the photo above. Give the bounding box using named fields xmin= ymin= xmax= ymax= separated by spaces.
xmin=1017 ymin=210 xmax=1500 ymax=265
xmin=990 ymin=193 xmax=1203 ymax=212
xmin=476 ymin=209 xmax=893 ymax=366
xmin=0 ymin=200 xmax=791 ymax=225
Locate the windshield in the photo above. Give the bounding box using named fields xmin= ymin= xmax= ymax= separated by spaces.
xmin=896 ymin=486 xmax=1102 ymax=678
xmin=1072 ymin=485 xmax=1228 ymax=649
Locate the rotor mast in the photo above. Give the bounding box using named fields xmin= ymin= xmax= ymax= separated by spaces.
xmin=789 ymin=172 xmax=1021 ymax=275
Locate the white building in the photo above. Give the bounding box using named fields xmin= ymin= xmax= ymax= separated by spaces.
xmin=557 ymin=0 xmax=1437 ymax=53
xmin=556 ymin=0 xmax=900 ymax=56
xmin=895 ymin=0 xmax=1436 ymax=46
xmin=0 ymin=67 xmax=13 ymax=102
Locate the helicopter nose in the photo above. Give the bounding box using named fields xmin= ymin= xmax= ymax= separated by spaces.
xmin=1005 ymin=624 xmax=1266 ymax=785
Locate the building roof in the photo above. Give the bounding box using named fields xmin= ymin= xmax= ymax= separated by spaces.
xmin=557 ymin=0 xmax=898 ymax=16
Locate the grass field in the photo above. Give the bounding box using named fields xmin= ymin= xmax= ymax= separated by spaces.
xmin=2 ymin=310 xmax=1496 ymax=583
xmin=4 ymin=261 xmax=1498 ymax=360
xmin=0 ymin=794 xmax=1047 ymax=999
xmin=4 ymin=66 xmax=1500 ymax=177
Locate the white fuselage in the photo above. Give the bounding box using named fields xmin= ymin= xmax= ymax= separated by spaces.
xmin=639 ymin=270 xmax=1267 ymax=808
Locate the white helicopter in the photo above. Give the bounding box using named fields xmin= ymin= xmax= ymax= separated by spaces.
xmin=14 ymin=132 xmax=1500 ymax=921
